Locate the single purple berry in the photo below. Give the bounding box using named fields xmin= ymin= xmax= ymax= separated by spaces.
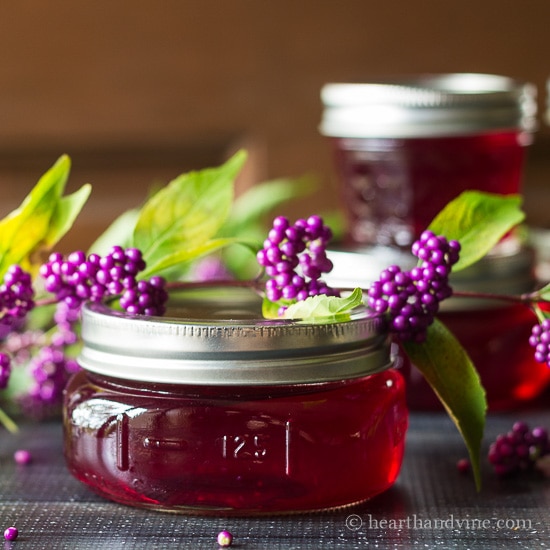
xmin=3 ymin=527 xmax=18 ymax=541
xmin=217 ymin=530 xmax=233 ymax=547
xmin=456 ymin=458 xmax=470 ymax=474
xmin=14 ymin=449 xmax=32 ymax=465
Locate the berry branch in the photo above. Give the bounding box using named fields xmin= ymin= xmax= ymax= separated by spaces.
xmin=0 ymin=153 xmax=547 ymax=491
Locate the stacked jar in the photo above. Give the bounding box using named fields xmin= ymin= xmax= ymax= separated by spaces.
xmin=320 ymin=74 xmax=550 ymax=410
xmin=320 ymin=73 xmax=536 ymax=247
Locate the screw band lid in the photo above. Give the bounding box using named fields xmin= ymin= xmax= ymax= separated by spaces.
xmin=79 ymin=286 xmax=392 ymax=385
xmin=320 ymin=73 xmax=537 ymax=138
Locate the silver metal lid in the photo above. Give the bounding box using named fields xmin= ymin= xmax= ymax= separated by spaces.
xmin=320 ymin=73 xmax=537 ymax=138
xmin=79 ymin=286 xmax=392 ymax=385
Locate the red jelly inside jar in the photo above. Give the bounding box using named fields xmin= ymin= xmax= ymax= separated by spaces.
xmin=63 ymin=288 xmax=408 ymax=515
xmin=330 ymin=131 xmax=527 ymax=246
xmin=64 ymin=369 xmax=407 ymax=515
xmin=404 ymin=303 xmax=550 ymax=411
xmin=404 ymin=246 xmax=550 ymax=411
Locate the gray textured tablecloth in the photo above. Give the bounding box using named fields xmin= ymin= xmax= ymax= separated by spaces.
xmin=0 ymin=411 xmax=548 ymax=549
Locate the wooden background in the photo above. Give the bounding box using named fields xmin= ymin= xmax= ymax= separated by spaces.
xmin=0 ymin=1 xmax=549 ymax=251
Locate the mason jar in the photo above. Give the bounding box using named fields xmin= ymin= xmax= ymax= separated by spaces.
xmin=325 ymin=244 xmax=550 ymax=411
xmin=405 ymin=244 xmax=550 ymax=411
xmin=63 ymin=286 xmax=408 ymax=515
xmin=320 ymin=73 xmax=537 ymax=247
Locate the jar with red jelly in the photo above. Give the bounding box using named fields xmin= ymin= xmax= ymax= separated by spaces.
xmin=63 ymin=286 xmax=408 ymax=515
xmin=325 ymin=244 xmax=550 ymax=411
xmin=320 ymin=73 xmax=537 ymax=247
xmin=405 ymin=243 xmax=550 ymax=411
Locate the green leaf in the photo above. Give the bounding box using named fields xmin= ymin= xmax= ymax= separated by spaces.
xmin=223 ymin=176 xmax=317 ymax=236
xmin=140 ymin=237 xmax=255 ymax=278
xmin=132 ymin=150 xmax=247 ymax=269
xmin=534 ymin=282 xmax=550 ymax=302
xmin=262 ymin=296 xmax=285 ymax=319
xmin=88 ymin=208 xmax=140 ymax=255
xmin=45 ymin=184 xmax=92 ymax=247
xmin=280 ymin=288 xmax=364 ymax=322
xmin=428 ymin=191 xmax=525 ymax=271
xmin=219 ymin=176 xmax=317 ymax=278
xmin=0 ymin=155 xmax=91 ymax=277
xmin=403 ymin=319 xmax=487 ymax=490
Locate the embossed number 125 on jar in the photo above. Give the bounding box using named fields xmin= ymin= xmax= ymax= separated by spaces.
xmin=63 ymin=287 xmax=408 ymax=515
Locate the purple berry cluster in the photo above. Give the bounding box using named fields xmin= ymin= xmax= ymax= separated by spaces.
xmin=27 ymin=346 xmax=80 ymax=405
xmin=529 ymin=318 xmax=550 ymax=366
xmin=257 ymin=215 xmax=339 ymax=310
xmin=368 ymin=230 xmax=461 ymax=343
xmin=0 ymin=265 xmax=35 ymax=332
xmin=488 ymin=421 xmax=550 ymax=476
xmin=40 ymin=246 xmax=168 ymax=316
xmin=9 ymin=245 xmax=167 ymax=417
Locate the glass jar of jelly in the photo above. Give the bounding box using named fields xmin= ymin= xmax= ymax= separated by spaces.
xmin=320 ymin=73 xmax=537 ymax=247
xmin=325 ymin=244 xmax=550 ymax=411
xmin=63 ymin=287 xmax=408 ymax=515
xmin=404 ymin=243 xmax=550 ymax=411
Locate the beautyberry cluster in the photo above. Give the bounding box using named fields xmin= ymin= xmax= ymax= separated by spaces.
xmin=367 ymin=231 xmax=461 ymax=343
xmin=528 ymin=318 xmax=550 ymax=367
xmin=257 ymin=215 xmax=339 ymax=311
xmin=0 ymin=265 xmax=35 ymax=334
xmin=26 ymin=346 xmax=80 ymax=406
xmin=40 ymin=246 xmax=168 ymax=316
xmin=488 ymin=421 xmax=550 ymax=476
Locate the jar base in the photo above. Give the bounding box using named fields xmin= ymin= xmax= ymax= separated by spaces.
xmin=78 ymin=485 xmax=387 ymax=517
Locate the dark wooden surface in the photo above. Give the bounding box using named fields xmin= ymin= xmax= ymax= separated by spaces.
xmin=0 ymin=410 xmax=548 ymax=549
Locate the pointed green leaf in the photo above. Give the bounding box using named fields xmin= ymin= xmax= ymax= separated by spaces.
xmin=0 ymin=155 xmax=90 ymax=277
xmin=428 ymin=191 xmax=525 ymax=271
xmin=534 ymin=282 xmax=550 ymax=302
xmin=223 ymin=176 xmax=317 ymax=236
xmin=45 ymin=184 xmax=92 ymax=247
xmin=133 ymin=150 xmax=247 ymax=268
xmin=140 ymin=237 xmax=253 ymax=278
xmin=88 ymin=208 xmax=140 ymax=255
xmin=403 ymin=319 xmax=487 ymax=490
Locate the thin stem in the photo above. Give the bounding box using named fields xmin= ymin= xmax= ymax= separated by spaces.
xmin=165 ymin=278 xmax=265 ymax=293
xmin=450 ymin=290 xmax=537 ymax=305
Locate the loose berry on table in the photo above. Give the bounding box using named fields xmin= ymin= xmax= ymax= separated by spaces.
xmin=3 ymin=526 xmax=18 ymax=541
xmin=14 ymin=449 xmax=32 ymax=465
xmin=217 ymin=529 xmax=233 ymax=547
xmin=488 ymin=421 xmax=550 ymax=476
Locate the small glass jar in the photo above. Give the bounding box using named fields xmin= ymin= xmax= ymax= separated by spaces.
xmin=320 ymin=73 xmax=537 ymax=247
xmin=63 ymin=287 xmax=407 ymax=515
xmin=325 ymin=244 xmax=550 ymax=411
xmin=404 ymin=244 xmax=550 ymax=411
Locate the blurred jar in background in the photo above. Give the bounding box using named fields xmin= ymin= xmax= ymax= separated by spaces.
xmin=320 ymin=74 xmax=537 ymax=248
xmin=325 ymin=245 xmax=550 ymax=411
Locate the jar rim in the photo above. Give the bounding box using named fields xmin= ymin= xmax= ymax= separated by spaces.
xmin=78 ymin=286 xmax=393 ymax=385
xmin=320 ymin=73 xmax=537 ymax=138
